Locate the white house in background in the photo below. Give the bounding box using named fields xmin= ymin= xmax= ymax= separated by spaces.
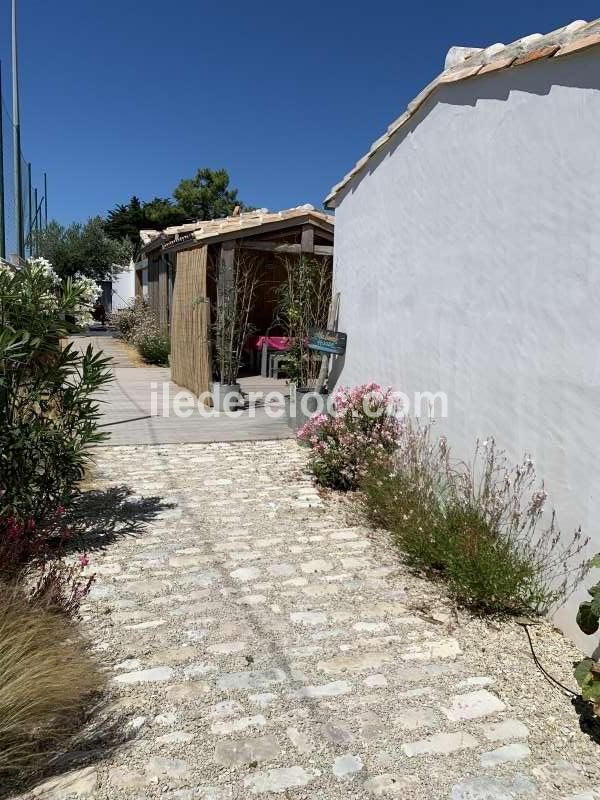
xmin=325 ymin=18 xmax=600 ymax=644
xmin=110 ymin=260 xmax=137 ymax=310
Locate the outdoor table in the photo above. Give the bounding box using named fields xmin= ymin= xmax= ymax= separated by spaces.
xmin=245 ymin=336 xmax=291 ymax=376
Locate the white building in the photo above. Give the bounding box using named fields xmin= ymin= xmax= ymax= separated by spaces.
xmin=325 ymin=18 xmax=600 ymax=644
xmin=110 ymin=260 xmax=137 ymax=310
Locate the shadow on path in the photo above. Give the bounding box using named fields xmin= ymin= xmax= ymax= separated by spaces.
xmin=61 ymin=485 xmax=175 ymax=554
xmin=0 ymin=700 xmax=136 ymax=800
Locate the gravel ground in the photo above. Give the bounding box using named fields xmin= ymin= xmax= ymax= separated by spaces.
xmin=9 ymin=440 xmax=600 ymax=800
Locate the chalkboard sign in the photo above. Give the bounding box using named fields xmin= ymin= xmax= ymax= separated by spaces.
xmin=308 ymin=329 xmax=347 ymax=356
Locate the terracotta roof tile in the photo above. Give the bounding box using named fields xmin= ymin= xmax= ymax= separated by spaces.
xmin=478 ymin=55 xmax=517 ymax=75
xmin=555 ymin=32 xmax=600 ymax=57
xmin=437 ymin=63 xmax=482 ymax=83
xmin=513 ymin=44 xmax=560 ymax=65
xmin=142 ymin=206 xmax=334 ymax=253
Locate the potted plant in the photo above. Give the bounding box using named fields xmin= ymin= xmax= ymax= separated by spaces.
xmin=212 ymin=252 xmax=259 ymax=412
xmin=276 ymin=256 xmax=332 ymax=429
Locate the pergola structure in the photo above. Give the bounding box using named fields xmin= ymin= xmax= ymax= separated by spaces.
xmin=136 ymin=205 xmax=334 ymax=398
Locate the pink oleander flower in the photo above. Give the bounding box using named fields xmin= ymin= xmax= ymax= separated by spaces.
xmin=296 ymin=383 xmax=402 ymax=490
xmin=78 ymin=554 xmax=90 ymax=568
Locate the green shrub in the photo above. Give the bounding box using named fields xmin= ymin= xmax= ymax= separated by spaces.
xmin=110 ymin=298 xmax=151 ymax=341
xmin=572 ymin=555 xmax=600 ymax=708
xmin=0 ymin=585 xmax=104 ymax=779
xmin=110 ymin=299 xmax=170 ymax=365
xmin=361 ymin=423 xmax=587 ymax=615
xmin=136 ymin=327 xmax=170 ymax=366
xmin=0 ymin=260 xmax=113 ymax=525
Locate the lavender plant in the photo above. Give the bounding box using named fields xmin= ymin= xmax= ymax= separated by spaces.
xmin=360 ymin=421 xmax=588 ymax=615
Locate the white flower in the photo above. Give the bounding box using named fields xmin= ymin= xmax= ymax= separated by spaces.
xmin=27 ymin=256 xmax=61 ymax=286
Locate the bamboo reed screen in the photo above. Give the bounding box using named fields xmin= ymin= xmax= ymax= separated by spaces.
xmin=170 ymin=246 xmax=211 ymax=402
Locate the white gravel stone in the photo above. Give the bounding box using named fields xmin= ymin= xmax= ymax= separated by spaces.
xmin=483 ymin=719 xmax=530 ymax=742
xmin=210 ymin=714 xmax=266 ymax=735
xmin=443 ymin=689 xmax=506 ymax=721
xmin=481 ymin=742 xmax=531 ymax=766
xmin=108 ymin=766 xmax=148 ymax=788
xmin=145 ymin=757 xmax=190 ymax=778
xmin=230 ymin=566 xmax=262 ymax=581
xmin=207 ymin=641 xmax=247 ymax=655
xmin=214 ymin=735 xmax=281 ymax=766
xmin=287 ymin=726 xmax=314 ymax=753
xmin=27 ymin=767 xmax=98 ymax=797
xmin=156 ymin=730 xmax=194 ymax=744
xmin=290 ymin=611 xmax=327 ymax=625
xmin=333 ymin=754 xmax=364 ymax=778
xmin=363 ymin=773 xmax=419 ymax=796
xmin=154 ymin=711 xmax=178 ymax=726
xmin=249 ymin=692 xmax=278 ymax=707
xmin=363 ymin=673 xmax=388 ymax=688
xmin=301 ymin=559 xmax=333 ymax=573
xmin=183 ymin=662 xmax=216 ymax=678
xmin=403 ymin=731 xmax=479 ymax=757
xmin=113 ymin=666 xmax=174 ymax=685
xmin=394 ymin=707 xmax=439 ymax=731
xmin=244 ymin=766 xmax=319 ymax=793
xmin=294 ymin=681 xmax=352 ymax=698
xmin=218 ymin=669 xmax=288 ymax=690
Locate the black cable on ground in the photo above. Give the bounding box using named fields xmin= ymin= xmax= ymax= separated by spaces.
xmin=517 ymin=620 xmax=579 ymax=699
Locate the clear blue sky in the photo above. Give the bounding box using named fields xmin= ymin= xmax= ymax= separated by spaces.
xmin=0 ymin=0 xmax=598 ymax=226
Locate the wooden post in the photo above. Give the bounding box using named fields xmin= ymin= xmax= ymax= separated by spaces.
xmin=315 ymin=291 xmax=340 ymax=393
xmin=300 ymin=224 xmax=314 ymax=254
xmin=216 ymin=240 xmax=236 ymax=382
xmin=135 ymin=266 xmax=142 ymax=299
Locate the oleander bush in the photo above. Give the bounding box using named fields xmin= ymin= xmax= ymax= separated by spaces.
xmin=1 ymin=259 xmax=112 ymax=529
xmin=361 ymin=422 xmax=588 ymax=614
xmin=297 ymin=384 xmax=402 ymax=490
xmin=0 ymin=585 xmax=103 ymax=780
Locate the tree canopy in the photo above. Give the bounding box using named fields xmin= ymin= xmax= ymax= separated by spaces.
xmin=103 ymin=168 xmax=250 ymax=255
xmin=104 ymin=196 xmax=186 ymax=250
xmin=38 ymin=168 xmax=249 ymax=277
xmin=173 ymin=168 xmax=247 ymax=221
xmin=34 ymin=217 xmax=132 ymax=281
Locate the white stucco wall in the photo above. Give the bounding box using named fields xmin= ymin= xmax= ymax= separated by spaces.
xmin=111 ymin=261 xmax=136 ymax=310
xmin=332 ymin=50 xmax=600 ymax=646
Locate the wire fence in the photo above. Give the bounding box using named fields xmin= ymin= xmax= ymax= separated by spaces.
xmin=1 ymin=70 xmax=47 ymax=262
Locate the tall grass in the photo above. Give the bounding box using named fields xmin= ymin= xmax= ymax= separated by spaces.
xmin=361 ymin=423 xmax=588 ymax=615
xmin=0 ymin=587 xmax=104 ymax=778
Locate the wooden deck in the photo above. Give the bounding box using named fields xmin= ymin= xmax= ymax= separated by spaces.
xmin=72 ymin=332 xmax=293 ymax=446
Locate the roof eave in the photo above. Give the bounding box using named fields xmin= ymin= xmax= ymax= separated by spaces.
xmin=323 ymin=19 xmax=600 ymax=208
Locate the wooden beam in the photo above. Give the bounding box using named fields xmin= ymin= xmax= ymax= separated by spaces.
xmin=240 ymin=240 xmax=333 ymax=256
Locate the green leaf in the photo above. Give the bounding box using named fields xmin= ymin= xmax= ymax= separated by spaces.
xmin=574 ymin=658 xmax=595 ymax=687
xmin=590 ymin=554 xmax=600 ymax=569
xmin=581 ymin=678 xmax=600 ymax=704
xmin=577 ymin=602 xmax=600 ymax=635
xmin=591 ymin=595 xmax=600 ymax=618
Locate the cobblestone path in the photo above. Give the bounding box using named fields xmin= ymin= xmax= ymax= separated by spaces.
xmin=24 ymin=441 xmax=600 ymax=799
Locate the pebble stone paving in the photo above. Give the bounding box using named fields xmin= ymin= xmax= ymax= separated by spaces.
xmin=16 ymin=440 xmax=600 ymax=800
